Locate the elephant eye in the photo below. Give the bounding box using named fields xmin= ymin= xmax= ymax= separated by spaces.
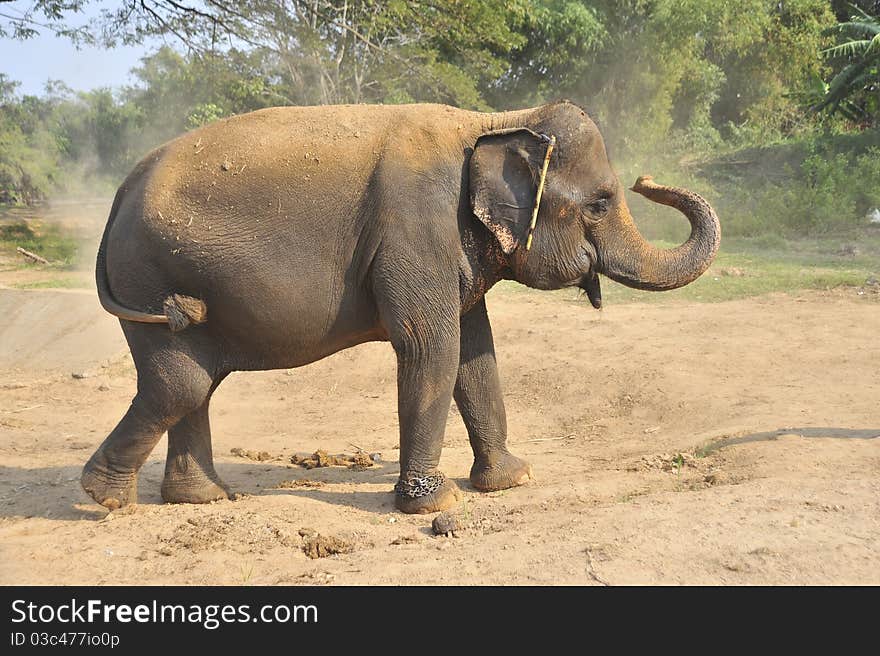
xmin=588 ymin=198 xmax=609 ymax=216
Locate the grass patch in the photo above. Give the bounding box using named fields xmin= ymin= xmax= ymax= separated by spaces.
xmin=493 ymin=232 xmax=880 ymax=305
xmin=13 ymin=277 xmax=89 ymax=290
xmin=0 ymin=220 xmax=80 ymax=268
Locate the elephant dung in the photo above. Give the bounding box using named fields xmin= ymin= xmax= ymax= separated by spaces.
xmin=230 ymin=447 xmax=273 ymax=461
xmin=290 ymin=449 xmax=374 ymax=470
xmin=301 ymin=533 xmax=353 ymax=559
xmin=432 ymin=511 xmax=461 ymax=537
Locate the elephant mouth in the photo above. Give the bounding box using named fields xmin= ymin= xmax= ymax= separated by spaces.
xmin=569 ymin=244 xmax=601 ymax=309
xmin=578 ymin=272 xmax=602 ymax=309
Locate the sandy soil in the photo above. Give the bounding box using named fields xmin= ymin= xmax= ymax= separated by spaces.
xmin=1 ymin=282 xmax=878 ymax=585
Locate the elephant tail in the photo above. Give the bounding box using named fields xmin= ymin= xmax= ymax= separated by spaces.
xmin=96 ymin=189 xmax=207 ymax=333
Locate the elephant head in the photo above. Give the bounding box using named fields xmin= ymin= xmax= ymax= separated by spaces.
xmin=469 ymin=102 xmax=720 ymax=307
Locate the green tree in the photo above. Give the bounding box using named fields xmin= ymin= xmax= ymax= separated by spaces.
xmin=94 ymin=0 xmax=530 ymax=109
xmin=815 ymin=5 xmax=879 ymax=124
xmin=490 ymin=1 xmax=834 ymax=156
xmin=0 ymin=75 xmax=66 ymax=203
xmin=0 ymin=0 xmax=92 ymax=41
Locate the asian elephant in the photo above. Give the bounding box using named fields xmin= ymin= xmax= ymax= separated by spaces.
xmin=81 ymin=100 xmax=720 ymax=514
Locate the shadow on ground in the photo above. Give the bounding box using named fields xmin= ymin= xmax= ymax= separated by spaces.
xmin=4 ymin=426 xmax=877 ymax=521
xmin=704 ymin=426 xmax=880 ymax=454
xmin=0 ymin=459 xmax=400 ymax=521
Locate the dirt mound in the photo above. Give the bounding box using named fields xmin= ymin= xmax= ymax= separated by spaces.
xmin=158 ymin=512 xmax=298 ymax=555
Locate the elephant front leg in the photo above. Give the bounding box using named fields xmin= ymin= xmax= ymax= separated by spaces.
xmin=392 ymin=327 xmax=462 ymax=514
xmin=455 ymin=299 xmax=532 ymax=492
xmin=373 ymin=239 xmax=464 ymax=513
xmin=376 ymin=265 xmax=463 ymax=513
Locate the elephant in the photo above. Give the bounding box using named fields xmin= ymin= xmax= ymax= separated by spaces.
xmin=81 ymin=100 xmax=720 ymax=515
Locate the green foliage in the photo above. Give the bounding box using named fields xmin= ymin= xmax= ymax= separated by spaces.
xmin=0 ymin=0 xmax=877 ymax=250
xmin=187 ymin=103 xmax=225 ymax=130
xmin=14 ymin=277 xmax=87 ymax=289
xmin=89 ymin=1 xmax=532 ymax=110
xmin=703 ymin=133 xmax=880 ymax=237
xmin=486 ymin=0 xmax=605 ymax=108
xmin=124 ymin=47 xmax=280 ymax=148
xmin=624 ymin=129 xmax=880 ymax=244
xmin=0 ymin=75 xmax=65 ymax=203
xmin=0 ymin=0 xmax=92 ymax=42
xmin=814 ymin=5 xmax=880 ymax=123
xmin=486 ymin=1 xmax=835 ymax=158
xmin=0 ymin=220 xmax=79 ymax=266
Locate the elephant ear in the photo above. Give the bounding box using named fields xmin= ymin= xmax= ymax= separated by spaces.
xmin=469 ymin=128 xmax=549 ymax=254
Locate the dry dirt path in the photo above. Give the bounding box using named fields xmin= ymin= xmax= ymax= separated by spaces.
xmin=1 ymin=286 xmax=878 ymax=584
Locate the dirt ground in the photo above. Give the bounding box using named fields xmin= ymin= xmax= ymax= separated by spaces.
xmin=1 ymin=275 xmax=878 ymax=585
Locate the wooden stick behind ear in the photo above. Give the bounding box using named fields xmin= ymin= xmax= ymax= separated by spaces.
xmin=525 ymin=135 xmax=556 ymax=251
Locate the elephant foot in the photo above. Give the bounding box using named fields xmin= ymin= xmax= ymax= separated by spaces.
xmin=470 ymin=451 xmax=533 ymax=492
xmin=81 ymin=453 xmax=138 ymax=510
xmin=161 ymin=465 xmax=230 ymax=504
xmin=394 ymin=472 xmax=461 ymax=514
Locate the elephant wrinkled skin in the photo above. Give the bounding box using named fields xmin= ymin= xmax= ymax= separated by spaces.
xmin=81 ymin=101 xmax=720 ymax=514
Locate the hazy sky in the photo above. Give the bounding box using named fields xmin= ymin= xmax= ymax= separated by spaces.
xmin=0 ymin=1 xmax=152 ymax=95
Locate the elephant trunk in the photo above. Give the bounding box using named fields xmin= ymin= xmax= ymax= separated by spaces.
xmin=598 ymin=176 xmax=720 ymax=291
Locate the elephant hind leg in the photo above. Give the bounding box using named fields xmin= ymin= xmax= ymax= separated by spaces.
xmin=81 ymin=323 xmax=219 ymax=510
xmin=161 ymin=379 xmax=230 ymax=504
